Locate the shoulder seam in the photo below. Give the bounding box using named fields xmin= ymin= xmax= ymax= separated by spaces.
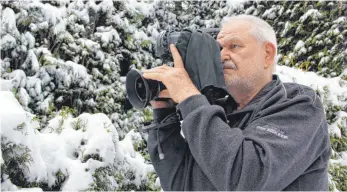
xmin=281 ymin=83 xmax=288 ymax=99
xmin=312 ymin=91 xmax=317 ymax=105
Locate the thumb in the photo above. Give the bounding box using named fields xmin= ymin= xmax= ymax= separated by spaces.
xmin=170 ymin=44 xmax=184 ymax=68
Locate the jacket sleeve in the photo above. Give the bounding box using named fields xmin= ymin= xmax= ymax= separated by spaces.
xmin=146 ymin=107 xmax=188 ymax=191
xmin=176 ymin=94 xmax=331 ymax=191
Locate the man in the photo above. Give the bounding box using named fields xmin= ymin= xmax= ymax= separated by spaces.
xmin=143 ymin=15 xmax=331 ymax=191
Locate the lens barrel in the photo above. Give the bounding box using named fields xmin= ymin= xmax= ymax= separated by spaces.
xmin=125 ymin=69 xmax=166 ymax=109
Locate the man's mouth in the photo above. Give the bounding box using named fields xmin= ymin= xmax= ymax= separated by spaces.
xmin=223 ymin=61 xmax=237 ymax=70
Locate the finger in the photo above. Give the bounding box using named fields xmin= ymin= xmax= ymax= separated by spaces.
xmin=170 ymin=44 xmax=184 ymax=68
xmin=144 ymin=67 xmax=167 ymax=73
xmin=156 ymin=65 xmax=172 ymax=70
xmin=159 ymin=64 xmax=171 ymax=69
xmin=142 ymin=72 xmax=163 ymax=81
xmin=144 ymin=65 xmax=171 ymax=73
xmin=158 ymin=89 xmax=171 ymax=98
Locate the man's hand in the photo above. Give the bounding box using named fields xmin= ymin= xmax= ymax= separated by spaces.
xmin=143 ymin=44 xmax=201 ymax=103
xmin=150 ymin=90 xmax=173 ymax=109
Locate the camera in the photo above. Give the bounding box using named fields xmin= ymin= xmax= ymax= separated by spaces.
xmin=125 ymin=28 xmax=222 ymax=110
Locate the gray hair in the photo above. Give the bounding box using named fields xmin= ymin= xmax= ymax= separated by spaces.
xmin=221 ymin=15 xmax=278 ymax=73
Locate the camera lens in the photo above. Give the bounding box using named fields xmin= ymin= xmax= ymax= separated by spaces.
xmin=135 ymin=77 xmax=146 ymax=101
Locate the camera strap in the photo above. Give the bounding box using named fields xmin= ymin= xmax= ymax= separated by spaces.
xmin=140 ymin=121 xmax=181 ymax=132
xmin=140 ymin=111 xmax=181 ymax=132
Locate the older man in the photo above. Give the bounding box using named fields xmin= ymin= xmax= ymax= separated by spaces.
xmin=143 ymin=15 xmax=331 ymax=191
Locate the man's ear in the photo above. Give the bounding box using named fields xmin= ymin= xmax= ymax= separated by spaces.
xmin=264 ymin=42 xmax=276 ymax=69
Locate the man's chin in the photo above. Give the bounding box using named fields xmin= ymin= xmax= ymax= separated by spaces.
xmin=223 ymin=71 xmax=235 ymax=79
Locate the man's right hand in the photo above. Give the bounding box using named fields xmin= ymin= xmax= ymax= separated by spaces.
xmin=150 ymin=89 xmax=176 ymax=109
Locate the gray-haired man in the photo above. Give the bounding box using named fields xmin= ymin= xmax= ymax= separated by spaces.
xmin=143 ymin=15 xmax=331 ymax=191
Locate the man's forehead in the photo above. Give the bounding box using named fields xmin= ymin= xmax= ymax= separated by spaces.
xmin=217 ymin=29 xmax=246 ymax=43
xmin=217 ymin=22 xmax=252 ymax=44
xmin=218 ymin=20 xmax=251 ymax=37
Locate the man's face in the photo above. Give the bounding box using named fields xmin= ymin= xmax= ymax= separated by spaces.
xmin=217 ymin=20 xmax=266 ymax=92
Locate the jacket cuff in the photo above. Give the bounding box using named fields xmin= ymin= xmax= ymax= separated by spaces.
xmin=177 ymin=94 xmax=210 ymax=119
xmin=153 ymin=107 xmax=177 ymax=123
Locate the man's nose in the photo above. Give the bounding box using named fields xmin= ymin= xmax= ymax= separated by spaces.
xmin=220 ymin=49 xmax=229 ymax=63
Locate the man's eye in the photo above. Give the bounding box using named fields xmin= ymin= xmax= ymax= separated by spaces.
xmin=231 ymin=44 xmax=240 ymax=49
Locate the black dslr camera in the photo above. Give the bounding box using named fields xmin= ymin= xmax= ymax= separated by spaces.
xmin=125 ymin=28 xmax=226 ymax=110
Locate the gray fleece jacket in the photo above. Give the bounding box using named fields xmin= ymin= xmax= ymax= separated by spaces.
xmin=147 ymin=75 xmax=331 ymax=191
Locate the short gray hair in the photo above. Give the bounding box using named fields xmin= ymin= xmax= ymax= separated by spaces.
xmin=221 ymin=15 xmax=278 ymax=72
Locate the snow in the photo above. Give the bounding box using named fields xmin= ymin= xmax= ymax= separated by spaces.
xmin=18 ymin=88 xmax=31 ymax=108
xmin=277 ymin=66 xmax=347 ymax=106
xmin=134 ymin=31 xmax=149 ymax=42
xmin=26 ymin=76 xmax=42 ymax=97
xmin=95 ymin=50 xmax=105 ymax=61
xmin=262 ymin=7 xmax=277 ymax=19
xmin=330 ymin=151 xmax=347 ymax=166
xmin=294 ymin=40 xmax=305 ymax=51
xmin=281 ymin=21 xmax=291 ymax=37
xmin=1 ymin=34 xmax=17 ymax=50
xmin=0 ymin=91 xmax=47 ymax=184
xmin=118 ymin=130 xmax=153 ymax=187
xmin=2 ymin=63 xmax=345 ymax=190
xmin=63 ymin=61 xmax=91 ymax=87
xmin=29 ymin=1 xmax=67 ymax=25
xmin=18 ymin=188 xmax=43 ymax=192
xmin=299 ymin=9 xmax=322 ymax=23
xmin=125 ymin=0 xmax=157 ymax=16
xmin=333 ymin=17 xmax=346 ymax=24
xmin=53 ymin=19 xmax=67 ymax=35
xmin=95 ymin=27 xmax=121 ymax=46
xmin=37 ymin=96 xmax=53 ymax=113
xmin=1 ymin=178 xmax=19 ymax=191
xmin=1 ymin=0 xmax=346 ymax=190
xmin=332 ymin=28 xmax=340 ymax=35
xmin=319 ymin=56 xmax=331 ymax=65
xmin=276 ymin=66 xmax=347 ymax=155
xmin=72 ymin=8 xmax=90 ymax=24
xmin=28 ymin=50 xmax=40 ymax=72
xmin=226 ymin=0 xmax=247 ymax=10
xmin=1 ymin=70 xmax=27 ymax=90
xmin=77 ymin=38 xmax=100 ymax=51
xmin=24 ymin=32 xmax=36 ymax=49
xmin=0 ymin=90 xmax=154 ymax=191
xmin=1 ymin=8 xmax=20 ymax=37
xmin=97 ymin=0 xmax=114 ymax=13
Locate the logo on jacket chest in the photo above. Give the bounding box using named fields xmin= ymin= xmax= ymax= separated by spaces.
xmin=256 ymin=125 xmax=288 ymax=139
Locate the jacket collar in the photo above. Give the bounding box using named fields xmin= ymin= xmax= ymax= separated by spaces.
xmin=225 ymin=75 xmax=281 ymax=113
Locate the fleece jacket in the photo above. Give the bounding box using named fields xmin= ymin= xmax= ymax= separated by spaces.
xmin=147 ymin=75 xmax=331 ymax=191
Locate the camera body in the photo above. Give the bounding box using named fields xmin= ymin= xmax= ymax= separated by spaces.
xmin=125 ymin=28 xmax=223 ymax=110
xmin=155 ymin=28 xmax=220 ymax=60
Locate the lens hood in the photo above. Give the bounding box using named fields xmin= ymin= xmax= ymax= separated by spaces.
xmin=126 ymin=69 xmax=164 ymax=109
xmin=126 ymin=69 xmax=152 ymax=109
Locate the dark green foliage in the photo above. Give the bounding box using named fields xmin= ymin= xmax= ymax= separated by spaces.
xmin=330 ymin=136 xmax=347 ymax=152
xmin=1 ymin=137 xmax=68 ymax=190
xmin=329 ymin=163 xmax=347 ymax=191
xmin=1 ymin=138 xmax=33 ymax=187
xmin=87 ymin=166 xmax=160 ymax=191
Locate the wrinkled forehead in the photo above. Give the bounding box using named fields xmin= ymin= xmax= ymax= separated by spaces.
xmin=218 ymin=20 xmax=251 ymax=38
xmin=217 ymin=20 xmax=253 ymax=45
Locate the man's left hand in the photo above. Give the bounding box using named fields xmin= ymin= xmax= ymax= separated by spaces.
xmin=143 ymin=44 xmax=201 ymax=103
